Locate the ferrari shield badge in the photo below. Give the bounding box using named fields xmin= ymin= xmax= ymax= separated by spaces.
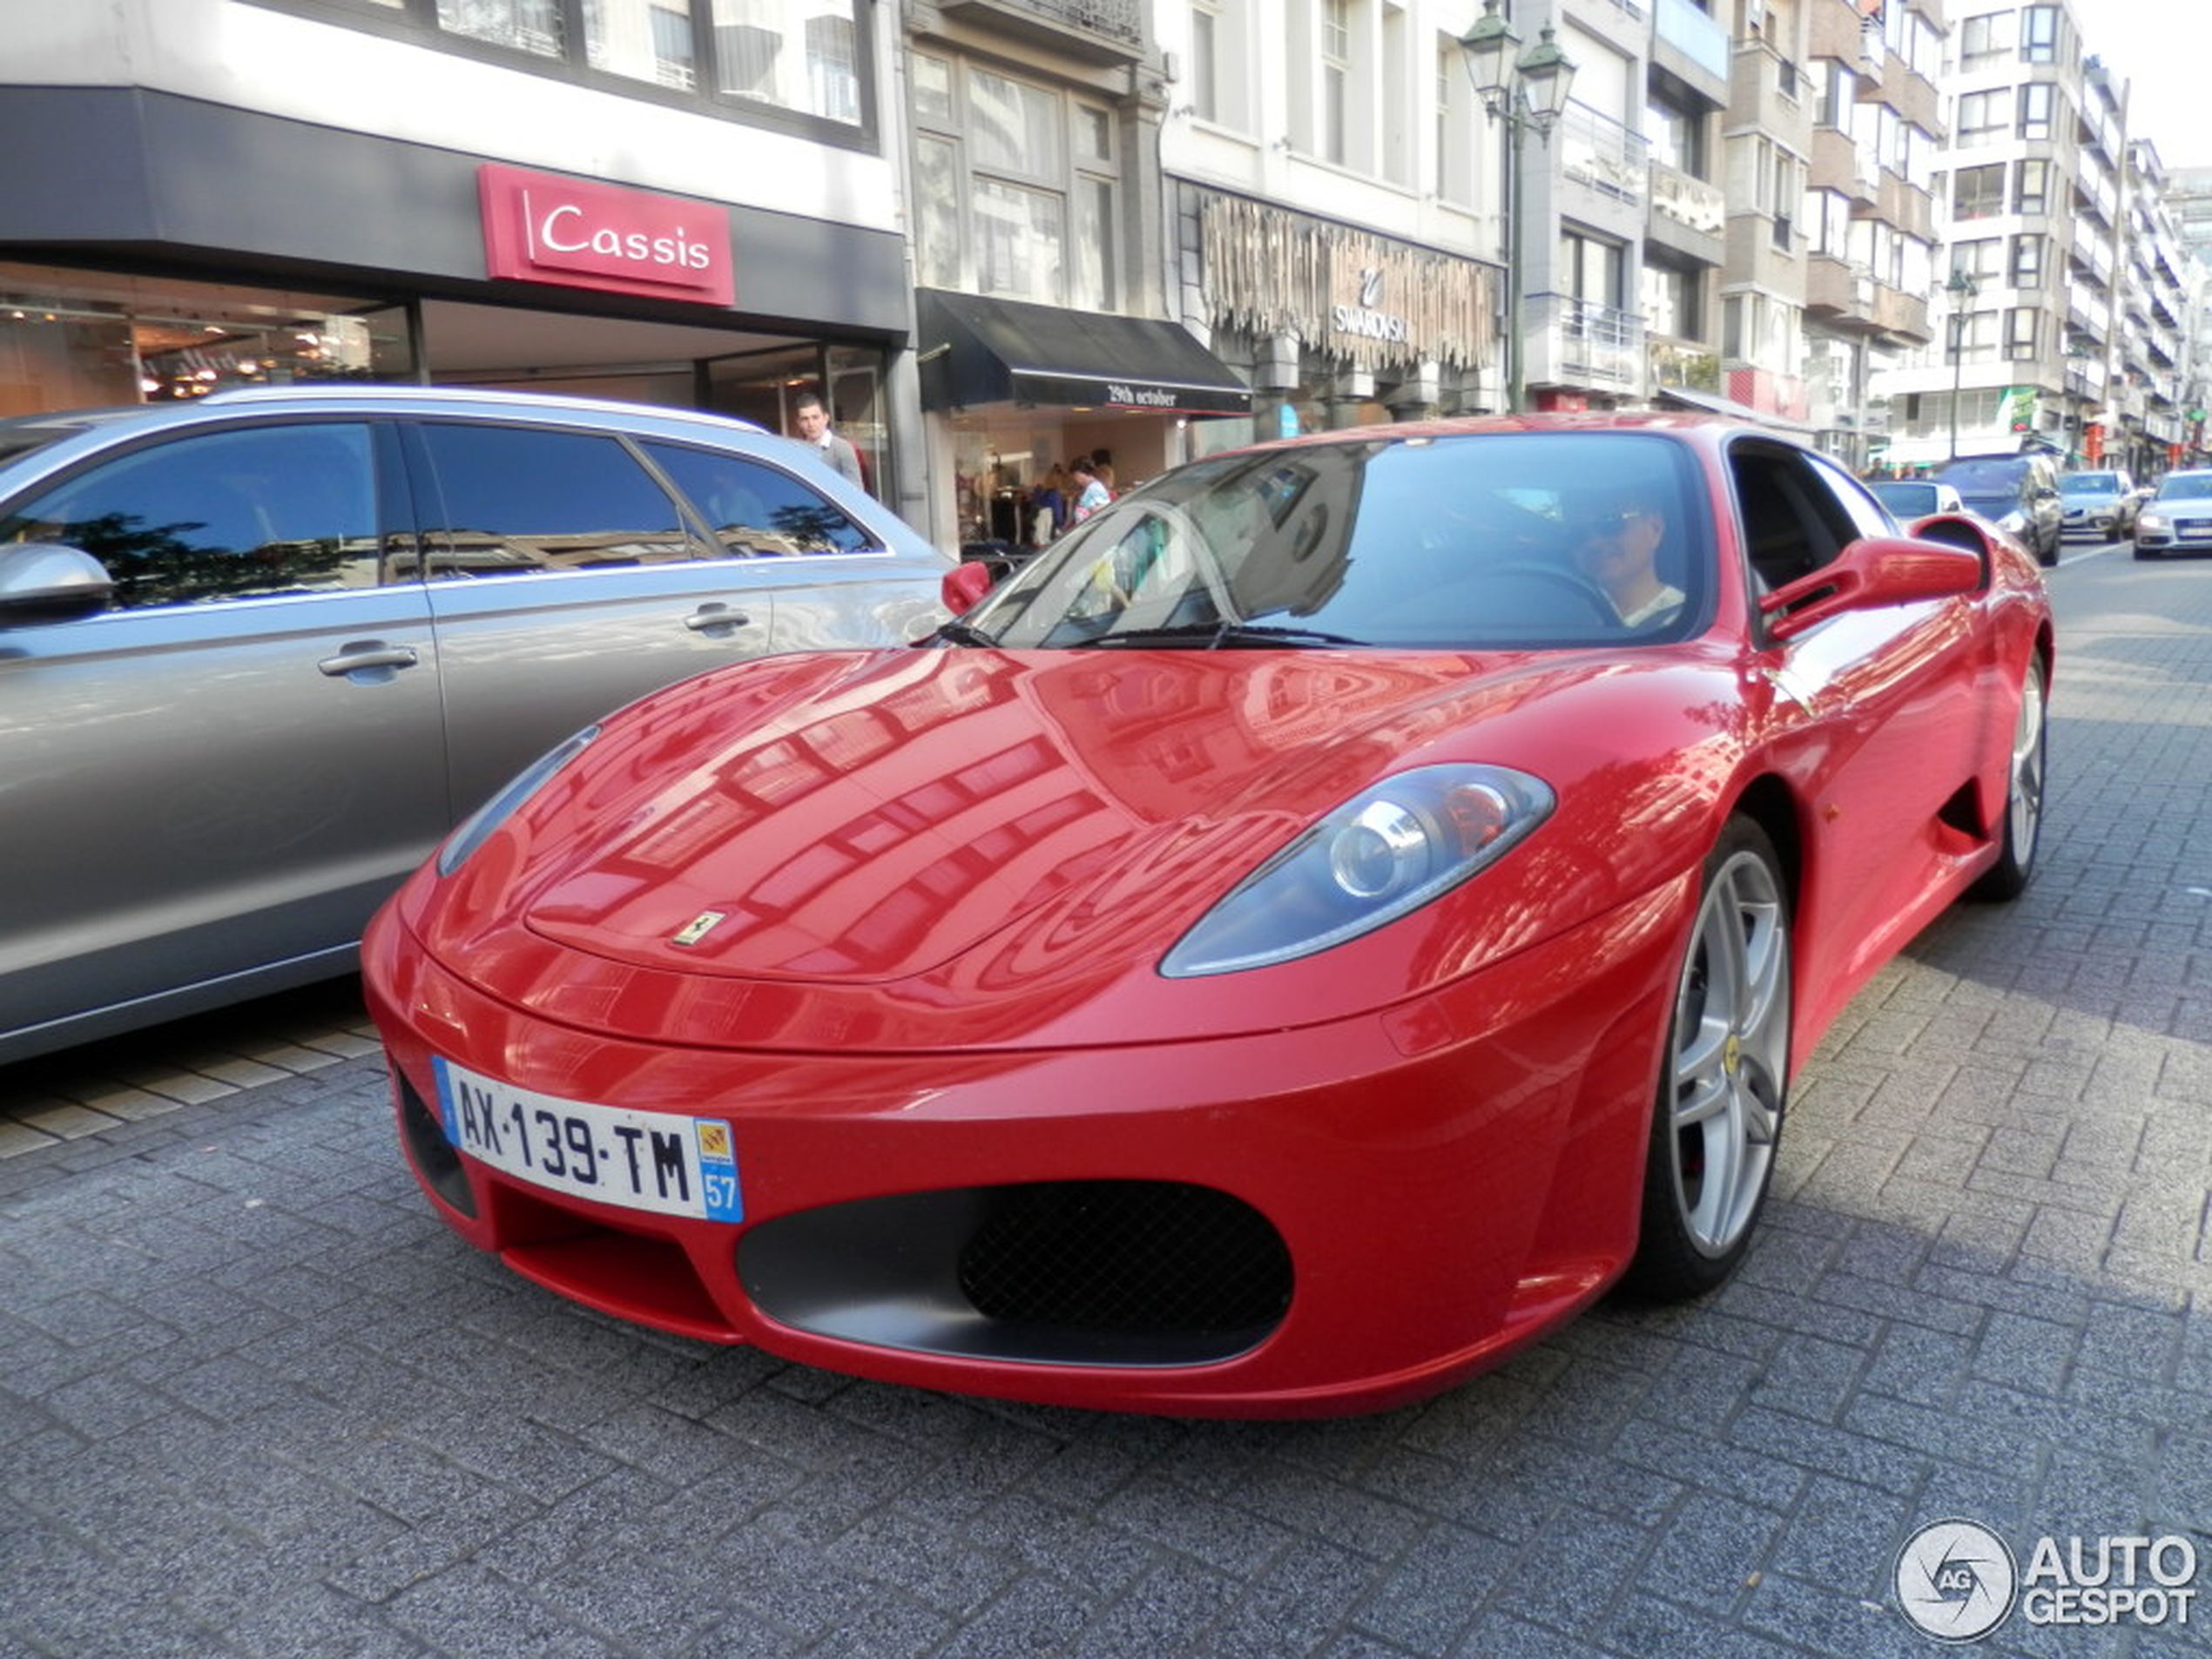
xmin=671 ymin=910 xmax=728 ymax=948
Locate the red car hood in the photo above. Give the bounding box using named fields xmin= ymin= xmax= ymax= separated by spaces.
xmin=415 ymin=646 xmax=1724 ymax=1049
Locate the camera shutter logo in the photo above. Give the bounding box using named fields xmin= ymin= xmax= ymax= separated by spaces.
xmin=1896 ymin=1519 xmax=2019 ymax=1642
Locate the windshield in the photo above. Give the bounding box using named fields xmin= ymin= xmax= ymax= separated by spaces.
xmin=1870 ymin=482 xmax=1939 ymax=516
xmin=2155 ymin=474 xmax=2212 ymax=501
xmin=962 ymin=433 xmax=1710 ymax=651
xmin=2060 ymin=473 xmax=2120 ymax=496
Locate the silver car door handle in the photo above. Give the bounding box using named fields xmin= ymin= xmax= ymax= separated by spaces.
xmin=318 ymin=642 xmax=421 ymax=676
xmin=684 ymin=604 xmax=752 ymax=634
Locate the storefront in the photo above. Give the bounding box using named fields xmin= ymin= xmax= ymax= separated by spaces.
xmin=914 ymin=287 xmax=1252 ymax=554
xmin=1179 ymin=189 xmax=1505 ymax=444
xmin=0 ymin=86 xmax=912 ymax=501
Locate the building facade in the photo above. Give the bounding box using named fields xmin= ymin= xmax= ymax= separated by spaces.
xmin=0 ymin=0 xmax=925 ymax=510
xmin=1868 ymin=0 xmax=2200 ymax=480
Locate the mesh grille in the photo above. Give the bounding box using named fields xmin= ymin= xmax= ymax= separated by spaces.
xmin=956 ymin=1181 xmax=1291 ymax=1335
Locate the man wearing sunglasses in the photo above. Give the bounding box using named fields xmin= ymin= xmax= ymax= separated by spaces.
xmin=1571 ymin=493 xmax=1683 ymax=628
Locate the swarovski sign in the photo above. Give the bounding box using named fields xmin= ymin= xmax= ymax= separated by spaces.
xmin=1331 ymin=267 xmax=1411 ymax=346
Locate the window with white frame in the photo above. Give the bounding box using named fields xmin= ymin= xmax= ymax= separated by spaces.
xmin=1322 ymin=0 xmax=1352 ymax=165
xmin=908 ymin=53 xmax=1123 ymax=311
xmin=1952 ymin=162 xmax=2006 ymax=219
xmin=1957 ymin=10 xmax=2011 ymax=69
xmin=1954 ymin=89 xmax=2006 ymax=147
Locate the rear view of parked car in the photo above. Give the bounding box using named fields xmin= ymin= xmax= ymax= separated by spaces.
xmin=1932 ymin=452 xmax=2063 ymax=566
xmin=0 ymin=386 xmax=948 ymax=1065
xmin=2058 ymin=469 xmax=2140 ymax=543
xmin=2133 ymin=470 xmax=2212 ymax=559
xmin=1866 ymin=479 xmax=1965 ymax=523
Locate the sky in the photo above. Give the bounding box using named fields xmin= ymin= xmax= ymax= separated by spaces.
xmin=2076 ymin=0 xmax=2208 ymax=171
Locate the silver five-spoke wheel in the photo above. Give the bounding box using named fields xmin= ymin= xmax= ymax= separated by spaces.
xmin=1625 ymin=819 xmax=1791 ymax=1298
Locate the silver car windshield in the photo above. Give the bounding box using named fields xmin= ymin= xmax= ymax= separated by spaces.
xmin=968 ymin=433 xmax=1710 ymax=651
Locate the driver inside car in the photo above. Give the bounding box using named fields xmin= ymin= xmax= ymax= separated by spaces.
xmin=1571 ymin=490 xmax=1683 ymax=628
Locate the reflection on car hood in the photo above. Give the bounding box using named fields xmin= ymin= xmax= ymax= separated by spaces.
xmin=413 ymin=644 xmax=1716 ymax=1049
xmin=518 ymin=648 xmax=1544 ymax=979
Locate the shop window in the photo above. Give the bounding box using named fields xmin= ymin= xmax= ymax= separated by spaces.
xmin=1 ymin=424 xmax=385 ymax=610
xmin=642 ymin=442 xmax=872 ymax=555
xmin=412 ymin=423 xmax=701 ymax=577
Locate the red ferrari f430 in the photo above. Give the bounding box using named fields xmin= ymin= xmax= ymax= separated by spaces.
xmin=365 ymin=416 xmax=2052 ymax=1416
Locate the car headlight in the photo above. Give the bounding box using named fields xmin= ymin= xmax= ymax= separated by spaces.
xmin=1160 ymin=764 xmax=1554 ymax=977
xmin=437 ymin=725 xmax=601 ymax=875
xmin=2138 ymin=511 xmax=2168 ymax=533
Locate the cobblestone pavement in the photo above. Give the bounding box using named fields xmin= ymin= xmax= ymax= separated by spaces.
xmin=3 ymin=543 xmax=2208 ymax=1659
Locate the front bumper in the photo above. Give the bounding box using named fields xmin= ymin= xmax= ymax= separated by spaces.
xmin=364 ymin=882 xmax=1689 ymax=1418
xmin=2134 ymin=518 xmax=2212 ymax=553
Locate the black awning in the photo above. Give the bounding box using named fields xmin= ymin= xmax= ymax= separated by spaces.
xmin=918 ymin=289 xmax=1251 ymax=416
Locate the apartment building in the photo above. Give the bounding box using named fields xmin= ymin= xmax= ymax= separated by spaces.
xmin=0 ymin=0 xmax=923 ymax=507
xmin=1869 ymin=1 xmax=2197 ymax=478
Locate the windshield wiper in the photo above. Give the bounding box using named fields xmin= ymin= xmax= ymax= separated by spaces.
xmin=927 ymin=618 xmax=1000 ymax=648
xmin=1072 ymin=621 xmax=1369 ymax=650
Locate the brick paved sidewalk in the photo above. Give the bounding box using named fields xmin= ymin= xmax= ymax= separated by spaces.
xmin=2 ymin=547 xmax=2207 ymax=1658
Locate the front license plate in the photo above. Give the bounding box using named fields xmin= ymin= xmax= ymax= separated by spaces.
xmin=430 ymin=1057 xmax=742 ymax=1222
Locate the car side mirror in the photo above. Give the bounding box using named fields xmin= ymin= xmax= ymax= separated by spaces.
xmin=941 ymin=561 xmax=995 ymax=615
xmin=0 ymin=543 xmax=113 ymax=624
xmin=1758 ymin=532 xmax=1984 ymax=643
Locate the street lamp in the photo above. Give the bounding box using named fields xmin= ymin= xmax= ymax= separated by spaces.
xmin=1460 ymin=0 xmax=1575 ymax=414
xmin=1946 ymin=266 xmax=1978 ymax=462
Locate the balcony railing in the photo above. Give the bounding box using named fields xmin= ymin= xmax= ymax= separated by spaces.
xmin=1558 ymin=101 xmax=1649 ymax=206
xmin=1655 ymin=0 xmax=1730 ymax=80
xmin=1649 ymin=164 xmax=1724 ymax=236
xmin=1534 ymin=293 xmax=1642 ymax=389
xmin=934 ymin=0 xmax=1143 ymax=57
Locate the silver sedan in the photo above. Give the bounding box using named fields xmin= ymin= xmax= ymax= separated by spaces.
xmin=0 ymin=386 xmax=949 ymax=1064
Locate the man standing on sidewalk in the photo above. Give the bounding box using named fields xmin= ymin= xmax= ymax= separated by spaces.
xmin=791 ymin=390 xmax=866 ymax=491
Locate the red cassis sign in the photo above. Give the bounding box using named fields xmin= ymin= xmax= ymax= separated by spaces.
xmin=478 ymin=165 xmax=735 ymax=307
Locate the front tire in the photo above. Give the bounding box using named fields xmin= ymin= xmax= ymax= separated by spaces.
xmin=1966 ymin=654 xmax=2047 ymax=901
xmin=1621 ymin=819 xmax=1791 ymax=1301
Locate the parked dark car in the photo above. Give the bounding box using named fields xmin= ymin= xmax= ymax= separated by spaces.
xmin=2058 ymin=469 xmax=2141 ymax=543
xmin=1932 ymin=452 xmax=2063 ymax=566
xmin=2133 ymin=469 xmax=2212 ymax=558
xmin=0 ymin=385 xmax=949 ymax=1064
xmin=1866 ymin=479 xmax=1965 ymax=522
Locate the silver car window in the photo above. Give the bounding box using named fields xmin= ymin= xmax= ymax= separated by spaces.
xmin=640 ymin=441 xmax=876 ymax=556
xmin=407 ymin=421 xmax=705 ymax=577
xmin=0 ymin=422 xmax=382 ymax=610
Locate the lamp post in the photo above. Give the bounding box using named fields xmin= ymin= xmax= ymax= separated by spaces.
xmin=1946 ymin=266 xmax=1978 ymax=462
xmin=1460 ymin=0 xmax=1575 ymax=415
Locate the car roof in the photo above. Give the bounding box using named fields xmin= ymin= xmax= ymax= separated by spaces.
xmin=0 ymin=383 xmax=772 ymax=442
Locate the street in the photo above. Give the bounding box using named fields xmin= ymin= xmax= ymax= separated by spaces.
xmin=3 ymin=539 xmax=2208 ymax=1658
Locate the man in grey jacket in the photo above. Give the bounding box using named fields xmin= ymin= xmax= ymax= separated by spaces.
xmin=792 ymin=390 xmax=866 ymax=490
